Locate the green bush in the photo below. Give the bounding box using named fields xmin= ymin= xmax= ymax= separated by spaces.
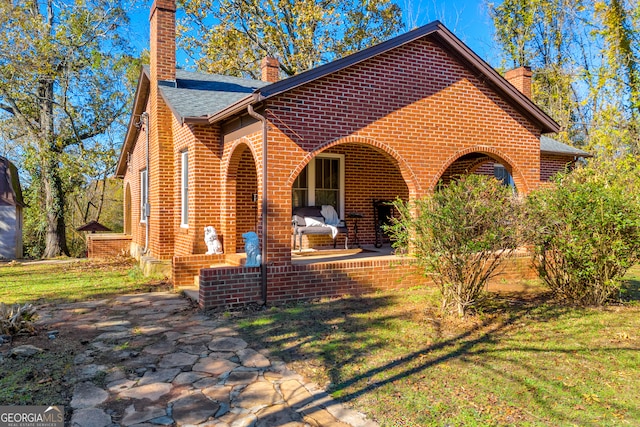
xmin=525 ymin=157 xmax=640 ymax=305
xmin=389 ymin=174 xmax=520 ymax=317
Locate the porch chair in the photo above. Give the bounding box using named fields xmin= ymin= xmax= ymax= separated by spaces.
xmin=292 ymin=205 xmax=349 ymax=252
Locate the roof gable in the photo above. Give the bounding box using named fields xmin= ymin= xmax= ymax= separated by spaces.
xmin=245 ymin=21 xmax=559 ymax=133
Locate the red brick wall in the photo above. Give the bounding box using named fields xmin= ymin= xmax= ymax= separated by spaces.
xmin=149 ymin=0 xmax=176 ymax=83
xmin=541 ymin=153 xmax=575 ymax=182
xmin=254 ymin=37 xmax=541 ymax=266
xmin=198 ymin=253 xmax=537 ymax=309
xmin=173 ymin=117 xmax=223 ymax=257
xmin=173 ymin=253 xmax=226 ymax=288
xmin=123 ymin=99 xmax=151 ymax=258
xmin=148 ymin=0 xmax=176 ymax=260
xmin=87 ymin=234 xmax=132 ymax=258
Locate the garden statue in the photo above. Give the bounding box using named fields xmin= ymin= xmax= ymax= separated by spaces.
xmin=204 ymin=226 xmax=223 ymax=255
xmin=242 ymin=231 xmax=261 ymax=267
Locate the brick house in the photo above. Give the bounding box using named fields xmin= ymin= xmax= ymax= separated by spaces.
xmin=114 ymin=0 xmax=589 ymax=308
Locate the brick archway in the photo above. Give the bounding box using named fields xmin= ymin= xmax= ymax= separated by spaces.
xmin=287 ymin=135 xmax=420 ymax=198
xmin=224 ymin=140 xmax=260 ymax=253
xmin=430 ymin=146 xmax=529 ymax=193
xmin=286 ymin=136 xmax=416 ymax=248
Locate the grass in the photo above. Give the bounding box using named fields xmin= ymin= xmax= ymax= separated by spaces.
xmin=0 ymin=257 xmax=169 ymax=304
xmin=235 ymin=266 xmax=640 ymax=427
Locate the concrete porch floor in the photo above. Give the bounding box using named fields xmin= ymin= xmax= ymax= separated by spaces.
xmin=290 ymin=244 xmax=400 ymax=264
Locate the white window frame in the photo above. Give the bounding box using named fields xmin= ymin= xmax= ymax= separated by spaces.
xmin=180 ymin=150 xmax=189 ymax=228
xmin=294 ymin=153 xmax=345 ymax=218
xmin=140 ymin=169 xmax=148 ymax=223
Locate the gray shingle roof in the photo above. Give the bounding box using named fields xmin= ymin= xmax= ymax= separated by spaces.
xmin=159 ymin=68 xmax=268 ymax=121
xmin=540 ymin=136 xmax=591 ymax=157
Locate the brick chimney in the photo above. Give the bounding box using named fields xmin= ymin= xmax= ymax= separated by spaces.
xmin=261 ymin=57 xmax=280 ymax=83
xmin=149 ymin=0 xmax=176 ymax=84
xmin=147 ymin=0 xmax=176 ymax=260
xmin=505 ymin=66 xmax=532 ymax=98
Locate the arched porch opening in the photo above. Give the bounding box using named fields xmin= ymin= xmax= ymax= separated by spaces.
xmin=435 ymin=150 xmax=522 ymax=193
xmin=226 ymin=142 xmax=259 ymax=254
xmin=290 ymin=141 xmax=411 ymax=250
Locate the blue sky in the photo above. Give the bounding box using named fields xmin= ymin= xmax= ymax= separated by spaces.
xmin=126 ymin=0 xmax=500 ymax=69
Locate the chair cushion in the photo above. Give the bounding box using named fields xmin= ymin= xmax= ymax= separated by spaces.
xmin=303 ymin=216 xmax=325 ymax=227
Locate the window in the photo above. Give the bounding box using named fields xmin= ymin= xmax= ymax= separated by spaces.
xmin=292 ymin=154 xmax=344 ymax=217
xmin=140 ymin=169 xmax=148 ymax=223
xmin=181 ymin=151 xmax=189 ymax=227
xmin=494 ymin=164 xmax=515 ymax=188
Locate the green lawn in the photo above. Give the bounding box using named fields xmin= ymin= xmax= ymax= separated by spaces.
xmin=235 ymin=266 xmax=640 ymax=427
xmin=0 ymin=258 xmax=169 ymax=304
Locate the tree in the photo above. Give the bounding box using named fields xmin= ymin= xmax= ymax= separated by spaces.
xmin=488 ymin=0 xmax=582 ymax=145
xmin=177 ymin=0 xmax=403 ymax=78
xmin=488 ymin=0 xmax=640 ymax=156
xmin=388 ymin=175 xmax=520 ymax=317
xmin=0 ymin=0 xmax=137 ymax=257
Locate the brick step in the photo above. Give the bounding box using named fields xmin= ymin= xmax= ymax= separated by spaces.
xmin=223 ymin=253 xmax=246 ymax=266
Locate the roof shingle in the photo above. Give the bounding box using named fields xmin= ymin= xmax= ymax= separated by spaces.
xmin=159 ymin=68 xmax=267 ymax=121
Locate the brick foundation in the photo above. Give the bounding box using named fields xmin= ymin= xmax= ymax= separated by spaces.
xmin=198 ymin=252 xmax=537 ymax=310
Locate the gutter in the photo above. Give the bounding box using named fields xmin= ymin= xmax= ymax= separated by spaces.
xmin=246 ymin=103 xmax=268 ymax=305
xmin=141 ymin=112 xmax=150 ymax=254
xmin=207 ymin=93 xmax=258 ymax=125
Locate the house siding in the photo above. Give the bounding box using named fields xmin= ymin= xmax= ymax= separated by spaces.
xmin=0 ymin=206 xmax=20 ymax=259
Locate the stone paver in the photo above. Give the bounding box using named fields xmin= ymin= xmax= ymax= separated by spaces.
xmin=119 ymin=382 xmax=173 ymax=401
xmin=70 ymin=382 xmax=109 ymax=409
xmin=158 ymin=351 xmax=199 ymax=367
xmin=234 ymin=382 xmax=281 ymax=409
xmin=32 ymin=291 xmax=378 ymax=426
xmin=70 ymin=408 xmax=112 ymax=427
xmin=172 ymin=393 xmax=221 ymax=425
xmin=193 ymin=357 xmax=239 ymax=376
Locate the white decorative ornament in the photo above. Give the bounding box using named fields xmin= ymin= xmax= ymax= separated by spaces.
xmin=204 ymin=226 xmax=223 ymax=254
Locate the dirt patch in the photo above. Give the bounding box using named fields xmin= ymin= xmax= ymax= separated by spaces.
xmin=0 ymin=327 xmax=87 ymax=421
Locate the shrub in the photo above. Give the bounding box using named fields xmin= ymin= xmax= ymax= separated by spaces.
xmin=524 ymin=157 xmax=640 ymax=305
xmin=389 ymin=174 xmax=520 ymax=317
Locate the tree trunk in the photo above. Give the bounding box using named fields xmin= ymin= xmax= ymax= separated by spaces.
xmin=39 ymin=77 xmax=69 ymax=258
xmin=42 ymin=152 xmax=69 ymax=258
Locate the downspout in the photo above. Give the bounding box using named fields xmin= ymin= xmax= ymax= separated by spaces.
xmin=247 ymin=104 xmax=268 ymax=305
xmin=141 ymin=111 xmax=150 ymax=254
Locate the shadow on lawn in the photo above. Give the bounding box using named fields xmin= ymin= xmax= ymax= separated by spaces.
xmin=236 ymin=290 xmax=640 ymax=425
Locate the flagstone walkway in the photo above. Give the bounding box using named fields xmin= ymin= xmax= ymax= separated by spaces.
xmin=37 ymin=292 xmax=377 ymax=427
